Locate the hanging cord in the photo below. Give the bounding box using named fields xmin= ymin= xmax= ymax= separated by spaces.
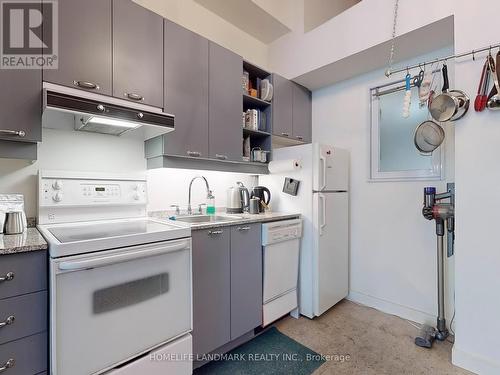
xmin=385 ymin=0 xmax=400 ymax=77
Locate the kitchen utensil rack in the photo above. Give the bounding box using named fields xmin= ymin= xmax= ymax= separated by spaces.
xmin=386 ymin=42 xmax=500 ymax=77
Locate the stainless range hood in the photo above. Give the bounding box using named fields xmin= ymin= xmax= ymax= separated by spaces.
xmin=42 ymin=83 xmax=174 ymax=140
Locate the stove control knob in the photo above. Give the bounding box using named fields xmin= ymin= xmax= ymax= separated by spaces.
xmin=52 ymin=180 xmax=63 ymax=190
xmin=53 ymin=192 xmax=63 ymax=202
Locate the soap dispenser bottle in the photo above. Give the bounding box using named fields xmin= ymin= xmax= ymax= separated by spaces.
xmin=206 ymin=190 xmax=216 ymax=215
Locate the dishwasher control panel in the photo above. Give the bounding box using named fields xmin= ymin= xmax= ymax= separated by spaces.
xmin=262 ymin=218 xmax=302 ymax=246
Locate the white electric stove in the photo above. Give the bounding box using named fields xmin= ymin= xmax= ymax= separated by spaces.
xmin=37 ymin=170 xmax=193 ymax=375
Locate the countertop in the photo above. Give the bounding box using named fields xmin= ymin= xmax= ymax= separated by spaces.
xmin=0 ymin=228 xmax=48 ymax=255
xmin=150 ymin=211 xmax=301 ymax=231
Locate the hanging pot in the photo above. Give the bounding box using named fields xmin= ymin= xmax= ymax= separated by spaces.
xmin=429 ymin=64 xmax=458 ymax=122
xmin=429 ymin=63 xmax=470 ymax=122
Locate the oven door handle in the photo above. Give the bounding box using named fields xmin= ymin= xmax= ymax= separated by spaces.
xmin=58 ymin=240 xmax=190 ymax=271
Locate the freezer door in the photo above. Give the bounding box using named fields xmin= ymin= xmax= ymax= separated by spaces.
xmin=313 ymin=192 xmax=349 ymax=316
xmin=313 ymin=144 xmax=349 ymax=192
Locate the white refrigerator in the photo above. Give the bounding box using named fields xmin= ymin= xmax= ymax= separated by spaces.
xmin=260 ymin=143 xmax=349 ymax=318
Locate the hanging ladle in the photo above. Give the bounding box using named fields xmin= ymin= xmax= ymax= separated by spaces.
xmin=487 ymin=52 xmax=500 ymax=110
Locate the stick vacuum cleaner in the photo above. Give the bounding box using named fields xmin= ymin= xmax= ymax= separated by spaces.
xmin=415 ymin=183 xmax=455 ymax=348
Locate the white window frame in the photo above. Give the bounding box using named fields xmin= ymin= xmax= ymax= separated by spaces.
xmin=369 ymin=86 xmax=444 ymax=182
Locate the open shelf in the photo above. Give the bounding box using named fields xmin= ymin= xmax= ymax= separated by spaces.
xmin=243 ymin=94 xmax=271 ymax=109
xmin=243 ymin=127 xmax=271 ymax=138
xmin=242 ymin=60 xmax=273 ymax=164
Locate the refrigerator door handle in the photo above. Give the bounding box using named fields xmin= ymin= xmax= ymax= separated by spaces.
xmin=319 ymin=193 xmax=327 ymax=235
xmin=319 ymin=154 xmax=327 ymax=191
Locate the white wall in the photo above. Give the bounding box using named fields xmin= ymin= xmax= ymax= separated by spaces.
xmin=133 ymin=0 xmax=269 ymax=68
xmin=0 ymin=129 xmax=146 ymax=218
xmin=451 ymin=2 xmax=500 ymax=374
xmin=313 ymin=48 xmax=455 ymax=327
xmin=147 ymin=168 xmax=255 ymax=213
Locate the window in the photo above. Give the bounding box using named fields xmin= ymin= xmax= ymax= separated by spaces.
xmin=370 ymin=84 xmax=444 ymax=181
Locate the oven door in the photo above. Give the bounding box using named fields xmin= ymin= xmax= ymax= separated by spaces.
xmin=50 ymin=238 xmax=192 ymax=375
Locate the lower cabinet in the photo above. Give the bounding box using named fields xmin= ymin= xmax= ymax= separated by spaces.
xmin=192 ymin=228 xmax=231 ymax=356
xmin=230 ymin=224 xmax=262 ymax=340
xmin=192 ymin=224 xmax=262 ymax=356
xmin=0 ymin=251 xmax=48 ymax=375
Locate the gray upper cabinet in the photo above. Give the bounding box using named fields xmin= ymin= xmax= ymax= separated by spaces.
xmin=112 ymin=0 xmax=163 ymax=108
xmin=163 ymin=20 xmax=209 ymax=158
xmin=0 ymin=69 xmax=41 ymax=143
xmin=230 ymin=224 xmax=262 ymax=339
xmin=192 ymin=228 xmax=231 ymax=356
xmin=272 ymin=74 xmax=294 ymax=138
xmin=292 ymin=83 xmax=312 ymax=143
xmin=43 ymin=0 xmax=112 ymax=95
xmin=208 ymin=42 xmax=243 ymax=162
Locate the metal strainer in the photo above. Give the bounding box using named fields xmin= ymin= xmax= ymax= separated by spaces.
xmin=414 ymin=120 xmax=445 ymax=154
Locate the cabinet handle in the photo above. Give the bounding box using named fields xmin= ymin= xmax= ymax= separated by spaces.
xmin=187 ymin=151 xmax=201 ymax=157
xmin=0 ymin=359 xmax=14 ymax=373
xmin=215 ymin=154 xmax=228 ymax=160
xmin=0 ymin=316 xmax=15 ymax=329
xmin=0 ymin=130 xmax=25 ymax=138
xmin=208 ymin=230 xmax=223 ymax=235
xmin=296 ymin=135 xmax=304 ymax=140
xmin=124 ymin=93 xmax=144 ymax=101
xmin=238 ymin=226 xmax=251 ymax=231
xmin=73 ymin=80 xmax=99 ymax=90
xmin=281 ymin=132 xmax=289 ymax=137
xmin=0 ymin=272 xmax=14 ymax=283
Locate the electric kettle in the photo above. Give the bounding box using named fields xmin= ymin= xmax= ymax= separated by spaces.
xmin=226 ymin=182 xmax=250 ymax=214
xmin=251 ymin=186 xmax=271 ymax=212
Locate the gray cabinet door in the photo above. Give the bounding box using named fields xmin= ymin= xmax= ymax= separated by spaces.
xmin=0 ymin=291 xmax=48 ymax=345
xmin=272 ymin=74 xmax=293 ymax=138
xmin=192 ymin=228 xmax=231 ymax=355
xmin=0 ymin=251 xmax=47 ymax=300
xmin=0 ymin=69 xmax=41 ymax=143
xmin=112 ymin=0 xmax=163 ymax=108
xmin=293 ymin=83 xmax=312 ymax=143
xmin=43 ymin=0 xmax=112 ymax=95
xmin=0 ymin=332 xmax=47 ymax=375
xmin=208 ymin=42 xmax=243 ymax=162
xmin=163 ymin=20 xmax=209 ymax=158
xmin=230 ymin=224 xmax=262 ymax=339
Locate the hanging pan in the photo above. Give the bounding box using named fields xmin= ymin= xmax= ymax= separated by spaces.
xmin=429 ymin=63 xmax=470 ymax=122
xmin=414 ymin=120 xmax=445 ymax=155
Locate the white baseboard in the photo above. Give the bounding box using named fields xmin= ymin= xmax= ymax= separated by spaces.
xmin=347 ymin=290 xmax=436 ymax=326
xmin=453 ymin=346 xmax=500 ymax=375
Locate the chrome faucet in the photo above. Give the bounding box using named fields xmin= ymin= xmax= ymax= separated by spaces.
xmin=187 ymin=176 xmax=211 ymax=215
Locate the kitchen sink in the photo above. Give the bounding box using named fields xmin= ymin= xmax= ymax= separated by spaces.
xmin=173 ymin=215 xmax=241 ymax=224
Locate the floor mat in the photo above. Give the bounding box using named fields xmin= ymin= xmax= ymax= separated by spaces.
xmin=194 ymin=327 xmax=325 ymax=375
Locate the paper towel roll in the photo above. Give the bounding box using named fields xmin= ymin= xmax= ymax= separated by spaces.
xmin=268 ymin=159 xmax=302 ymax=174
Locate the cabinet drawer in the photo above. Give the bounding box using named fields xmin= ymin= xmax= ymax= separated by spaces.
xmin=0 ymin=291 xmax=47 ymax=345
xmin=0 ymin=332 xmax=47 ymax=375
xmin=0 ymin=252 xmax=47 ymax=300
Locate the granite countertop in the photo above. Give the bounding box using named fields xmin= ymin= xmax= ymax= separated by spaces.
xmin=0 ymin=228 xmax=48 ymax=255
xmin=150 ymin=211 xmax=301 ymax=231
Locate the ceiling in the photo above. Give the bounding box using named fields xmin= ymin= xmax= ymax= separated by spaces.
xmin=194 ymin=0 xmax=291 ymax=43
